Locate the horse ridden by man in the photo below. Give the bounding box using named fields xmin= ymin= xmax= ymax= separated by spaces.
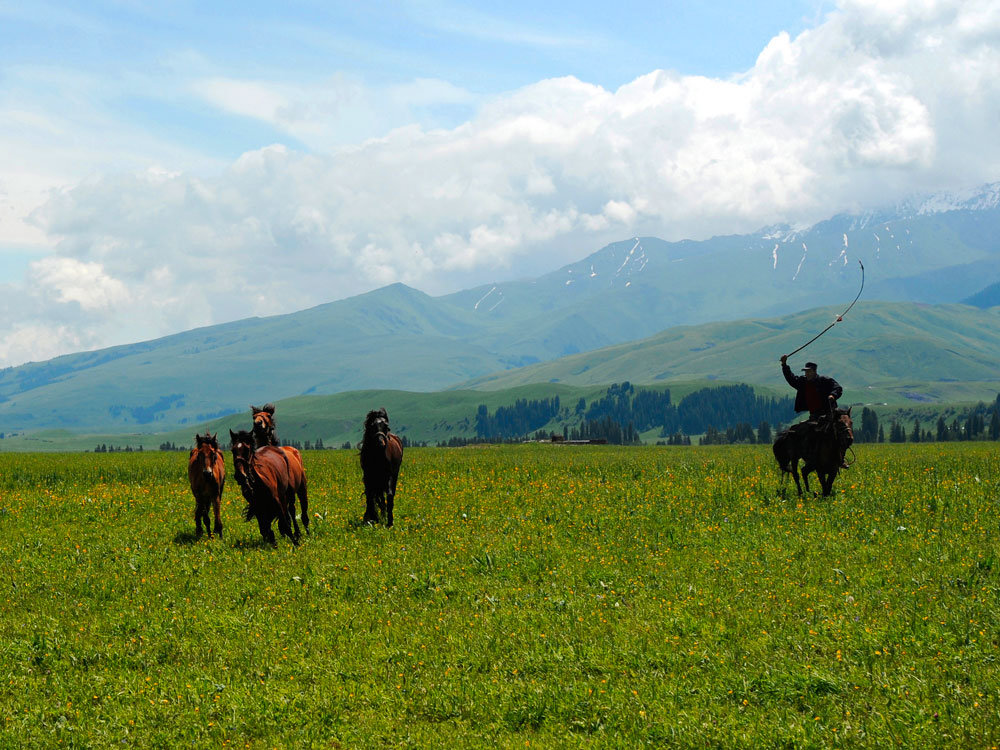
xmin=359 ymin=407 xmax=403 ymax=527
xmin=773 ymin=355 xmax=854 ymax=497
xmin=250 ymin=404 xmax=309 ymax=537
xmin=187 ymin=432 xmax=226 ymax=538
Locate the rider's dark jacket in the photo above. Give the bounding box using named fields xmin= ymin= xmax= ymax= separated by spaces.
xmin=782 ymin=363 xmax=843 ymax=415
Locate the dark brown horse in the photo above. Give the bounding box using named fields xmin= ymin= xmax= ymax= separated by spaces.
xmin=188 ymin=432 xmax=225 ymax=538
xmin=230 ymin=429 xmax=297 ymax=546
xmin=360 ymin=407 xmax=403 ymax=527
xmin=773 ymin=407 xmax=854 ymax=497
xmin=250 ymin=404 xmax=309 ymax=537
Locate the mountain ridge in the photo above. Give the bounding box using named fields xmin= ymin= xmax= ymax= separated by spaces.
xmin=2 ymin=183 xmax=1000 ymax=434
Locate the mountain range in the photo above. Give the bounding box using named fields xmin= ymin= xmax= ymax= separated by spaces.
xmin=2 ymin=183 xmax=999 ymax=436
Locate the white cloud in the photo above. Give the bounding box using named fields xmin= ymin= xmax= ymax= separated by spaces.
xmin=28 ymin=257 xmax=130 ymax=310
xmin=191 ymin=74 xmax=478 ymax=151
xmin=2 ymin=0 xmax=999 ymax=367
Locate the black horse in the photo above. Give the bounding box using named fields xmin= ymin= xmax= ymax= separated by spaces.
xmin=773 ymin=407 xmax=854 ymax=497
xmin=359 ymin=408 xmax=403 ymax=527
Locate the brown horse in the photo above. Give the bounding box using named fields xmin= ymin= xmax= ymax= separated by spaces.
xmin=773 ymin=407 xmax=854 ymax=497
xmin=229 ymin=429 xmax=298 ymax=546
xmin=360 ymin=408 xmax=404 ymax=527
xmin=188 ymin=432 xmax=225 ymax=538
xmin=250 ymin=404 xmax=309 ymax=537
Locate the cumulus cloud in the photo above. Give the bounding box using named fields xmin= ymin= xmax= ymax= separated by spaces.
xmin=3 ymin=0 xmax=1000 ymax=367
xmin=29 ymin=257 xmax=130 ymax=310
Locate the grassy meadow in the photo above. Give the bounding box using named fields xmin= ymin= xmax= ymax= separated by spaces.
xmin=1 ymin=443 xmax=998 ymax=747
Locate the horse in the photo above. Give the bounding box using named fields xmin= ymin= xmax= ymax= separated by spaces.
xmin=187 ymin=432 xmax=225 ymax=538
xmin=250 ymin=404 xmax=309 ymax=537
xmin=773 ymin=407 xmax=854 ymax=497
xmin=359 ymin=407 xmax=404 ymax=527
xmin=229 ymin=429 xmax=298 ymax=546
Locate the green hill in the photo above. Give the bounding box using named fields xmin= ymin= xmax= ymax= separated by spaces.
xmin=458 ymin=302 xmax=1000 ymax=404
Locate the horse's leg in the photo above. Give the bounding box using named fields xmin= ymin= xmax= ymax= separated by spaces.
xmin=298 ymin=478 xmax=309 ymax=534
xmin=777 ymin=468 xmax=789 ymax=499
xmin=258 ymin=515 xmax=276 ymax=546
xmin=212 ymin=494 xmax=223 ymax=538
xmin=822 ymin=466 xmax=838 ymax=497
xmin=799 ymin=460 xmax=815 ymax=496
xmin=386 ymin=478 xmax=395 ymax=528
xmin=285 ymin=489 xmax=301 ymax=541
xmin=277 ymin=506 xmax=298 ymax=546
xmin=363 ymin=482 xmax=378 ymax=524
xmin=790 ymin=461 xmax=804 ymax=496
xmin=194 ymin=498 xmax=204 ymax=537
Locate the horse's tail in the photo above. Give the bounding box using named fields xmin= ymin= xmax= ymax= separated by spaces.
xmin=243 ymin=501 xmax=256 ymax=522
xmin=772 ymin=433 xmax=793 ymax=473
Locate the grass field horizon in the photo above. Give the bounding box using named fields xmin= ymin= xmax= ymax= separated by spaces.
xmin=1 ymin=443 xmax=997 ymax=746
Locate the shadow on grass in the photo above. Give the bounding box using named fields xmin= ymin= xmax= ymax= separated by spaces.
xmin=228 ymin=535 xmax=278 ymax=550
xmin=172 ymin=530 xmax=202 ymax=546
xmin=173 ymin=529 xmax=228 ymax=545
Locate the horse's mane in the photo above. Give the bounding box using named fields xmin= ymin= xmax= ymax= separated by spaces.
xmin=195 ymin=432 xmax=218 ymax=449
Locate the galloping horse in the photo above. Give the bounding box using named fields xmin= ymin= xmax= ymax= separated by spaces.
xmin=250 ymin=404 xmax=309 ymax=537
xmin=229 ymin=429 xmax=298 ymax=546
xmin=773 ymin=407 xmax=854 ymax=497
xmin=360 ymin=407 xmax=404 ymax=527
xmin=187 ymin=432 xmax=225 ymax=538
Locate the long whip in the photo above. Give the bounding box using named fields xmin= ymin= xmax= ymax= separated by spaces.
xmin=786 ymin=260 xmax=865 ymax=358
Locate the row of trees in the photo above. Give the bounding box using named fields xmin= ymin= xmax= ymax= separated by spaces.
xmin=855 ymin=401 xmax=1000 ymax=443
xmin=475 ymin=397 xmax=561 ymax=439
xmin=473 ymin=383 xmax=796 ymax=443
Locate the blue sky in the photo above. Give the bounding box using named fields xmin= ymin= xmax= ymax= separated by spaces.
xmin=1 ymin=0 xmax=998 ymax=366
xmin=1 ymin=1 xmax=831 ymax=163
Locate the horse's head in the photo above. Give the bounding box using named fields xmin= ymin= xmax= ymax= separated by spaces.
xmin=364 ymin=408 xmax=390 ymax=436
xmin=250 ymin=404 xmax=276 ymax=446
xmin=836 ymin=407 xmax=854 ymax=446
xmin=229 ymin=429 xmax=255 ymax=484
xmin=193 ymin=432 xmax=220 ymax=476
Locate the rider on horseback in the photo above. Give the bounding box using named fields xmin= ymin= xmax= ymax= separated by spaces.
xmin=780 ymin=355 xmax=849 ymax=469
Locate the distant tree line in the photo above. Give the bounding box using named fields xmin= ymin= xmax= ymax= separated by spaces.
xmin=567 ymin=415 xmax=640 ymax=445
xmin=583 ymin=382 xmax=671 ymax=433
xmin=475 ymin=397 xmax=561 ymax=439
xmin=855 ymin=395 xmax=1000 ymax=444
xmin=438 ymin=435 xmax=519 ymax=448
xmin=94 ymin=444 xmax=143 ymax=452
xmin=671 ymin=385 xmax=794 ymax=436
xmin=471 ymin=383 xmax=794 ymax=444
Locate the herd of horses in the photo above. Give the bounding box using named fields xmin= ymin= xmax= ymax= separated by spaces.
xmin=187 ymin=403 xmax=852 ymax=545
xmin=187 ymin=405 xmax=403 ymax=545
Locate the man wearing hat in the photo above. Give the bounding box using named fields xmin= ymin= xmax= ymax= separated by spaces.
xmin=780 ymin=354 xmax=848 ymax=467
xmin=780 ymin=355 xmax=842 ymax=417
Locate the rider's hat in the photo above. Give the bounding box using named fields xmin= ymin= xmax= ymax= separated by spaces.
xmin=802 ymin=362 xmax=818 ymax=371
